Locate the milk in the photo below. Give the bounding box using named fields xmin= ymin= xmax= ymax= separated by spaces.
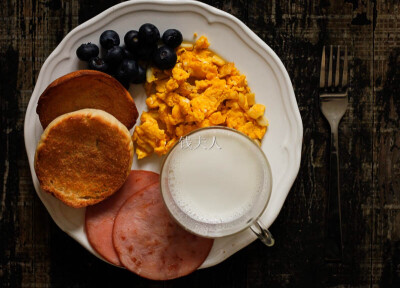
xmin=165 ymin=128 xmax=267 ymax=226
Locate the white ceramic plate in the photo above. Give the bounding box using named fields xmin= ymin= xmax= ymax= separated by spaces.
xmin=24 ymin=0 xmax=303 ymax=269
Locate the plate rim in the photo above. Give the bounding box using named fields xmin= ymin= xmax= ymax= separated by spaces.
xmin=24 ymin=0 xmax=303 ymax=270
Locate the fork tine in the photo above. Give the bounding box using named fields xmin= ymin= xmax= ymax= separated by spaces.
xmin=320 ymin=46 xmax=326 ymax=88
xmin=342 ymin=46 xmax=348 ymax=87
xmin=335 ymin=46 xmax=340 ymax=87
xmin=328 ymin=45 xmax=333 ymax=87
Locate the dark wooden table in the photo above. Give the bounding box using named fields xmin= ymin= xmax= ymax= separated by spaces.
xmin=1 ymin=0 xmax=399 ymax=287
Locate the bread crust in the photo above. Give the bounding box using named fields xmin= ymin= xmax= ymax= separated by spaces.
xmin=36 ymin=70 xmax=138 ymax=129
xmin=34 ymin=109 xmax=134 ymax=208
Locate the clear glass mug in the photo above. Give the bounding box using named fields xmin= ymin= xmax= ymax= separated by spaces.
xmin=160 ymin=126 xmax=274 ymax=246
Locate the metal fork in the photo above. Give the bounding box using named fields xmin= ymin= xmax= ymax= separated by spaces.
xmin=320 ymin=45 xmax=348 ymax=262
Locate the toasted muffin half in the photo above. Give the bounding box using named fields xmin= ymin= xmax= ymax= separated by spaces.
xmin=34 ymin=109 xmax=134 ymax=208
xmin=36 ymin=70 xmax=138 ymax=130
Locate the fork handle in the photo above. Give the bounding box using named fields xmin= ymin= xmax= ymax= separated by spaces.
xmin=325 ymin=124 xmax=343 ymax=262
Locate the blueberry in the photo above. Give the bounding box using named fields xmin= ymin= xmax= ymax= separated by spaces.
xmin=116 ymin=59 xmax=137 ymax=81
xmin=153 ymin=45 xmax=177 ymax=70
xmin=131 ymin=64 xmax=146 ymax=84
xmin=76 ymin=43 xmax=99 ymax=61
xmin=121 ymin=46 xmax=136 ymax=60
xmin=104 ymin=46 xmax=124 ymax=67
xmin=136 ymin=43 xmax=157 ymax=61
xmin=88 ymin=57 xmax=109 ymax=73
xmin=124 ymin=30 xmax=141 ymax=51
xmin=100 ymin=30 xmax=120 ymax=50
xmin=162 ymin=29 xmax=183 ymax=48
xmin=138 ymin=23 xmax=160 ymax=46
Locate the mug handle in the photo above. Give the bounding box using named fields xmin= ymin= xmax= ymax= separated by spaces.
xmin=250 ymin=220 xmax=275 ymax=247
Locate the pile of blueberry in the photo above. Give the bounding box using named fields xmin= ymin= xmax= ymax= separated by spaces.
xmin=76 ymin=23 xmax=183 ymax=88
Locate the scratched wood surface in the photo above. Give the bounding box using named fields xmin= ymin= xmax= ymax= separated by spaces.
xmin=1 ymin=0 xmax=399 ymax=287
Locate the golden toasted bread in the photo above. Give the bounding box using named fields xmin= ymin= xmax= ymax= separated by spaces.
xmin=34 ymin=109 xmax=134 ymax=208
xmin=36 ymin=70 xmax=138 ymax=129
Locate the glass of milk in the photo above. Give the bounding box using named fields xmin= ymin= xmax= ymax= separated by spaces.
xmin=160 ymin=126 xmax=274 ymax=246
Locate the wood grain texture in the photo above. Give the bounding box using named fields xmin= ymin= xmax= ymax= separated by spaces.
xmin=0 ymin=0 xmax=399 ymax=287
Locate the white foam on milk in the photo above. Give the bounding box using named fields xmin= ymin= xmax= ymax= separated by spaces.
xmin=167 ymin=129 xmax=265 ymax=225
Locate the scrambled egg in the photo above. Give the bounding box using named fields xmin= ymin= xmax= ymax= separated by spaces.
xmin=133 ymin=36 xmax=268 ymax=159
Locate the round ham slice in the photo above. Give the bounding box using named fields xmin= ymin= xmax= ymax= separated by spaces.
xmin=85 ymin=170 xmax=159 ymax=266
xmin=113 ymin=183 xmax=214 ymax=280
